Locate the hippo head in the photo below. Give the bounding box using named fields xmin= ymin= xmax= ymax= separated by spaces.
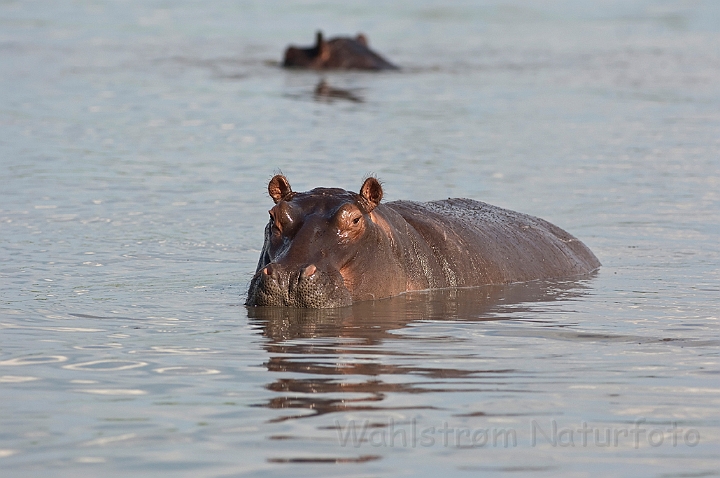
xmin=283 ymin=31 xmax=330 ymax=69
xmin=246 ymin=175 xmax=384 ymax=308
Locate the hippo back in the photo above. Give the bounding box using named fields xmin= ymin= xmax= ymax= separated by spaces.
xmin=385 ymin=198 xmax=600 ymax=288
xmin=323 ymin=38 xmax=398 ymax=70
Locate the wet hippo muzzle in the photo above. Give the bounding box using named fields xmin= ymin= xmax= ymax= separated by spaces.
xmin=248 ymin=261 xmax=352 ymax=308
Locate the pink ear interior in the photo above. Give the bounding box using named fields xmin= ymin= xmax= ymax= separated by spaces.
xmin=360 ymin=177 xmax=383 ymax=212
xmin=268 ymin=175 xmax=292 ymax=203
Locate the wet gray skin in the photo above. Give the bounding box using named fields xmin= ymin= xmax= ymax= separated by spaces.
xmin=245 ymin=175 xmax=600 ymax=309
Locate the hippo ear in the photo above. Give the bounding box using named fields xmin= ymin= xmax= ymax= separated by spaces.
xmin=356 ymin=34 xmax=368 ymax=47
xmin=316 ymin=31 xmax=330 ymax=62
xmin=359 ymin=177 xmax=383 ymax=213
xmin=268 ymin=175 xmax=292 ymax=204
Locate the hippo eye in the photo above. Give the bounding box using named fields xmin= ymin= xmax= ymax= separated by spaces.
xmin=268 ymin=211 xmax=282 ymax=235
xmin=352 ymin=216 xmax=361 ymax=225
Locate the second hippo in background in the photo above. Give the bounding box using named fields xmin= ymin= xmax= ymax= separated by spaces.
xmin=283 ymin=31 xmax=399 ymax=71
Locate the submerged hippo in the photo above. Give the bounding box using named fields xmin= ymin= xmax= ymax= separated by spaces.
xmin=246 ymin=176 xmax=600 ymax=308
xmin=283 ymin=31 xmax=398 ymax=70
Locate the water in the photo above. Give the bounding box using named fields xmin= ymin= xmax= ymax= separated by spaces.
xmin=1 ymin=0 xmax=719 ymax=476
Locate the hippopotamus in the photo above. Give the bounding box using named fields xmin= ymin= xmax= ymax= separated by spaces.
xmin=246 ymin=175 xmax=600 ymax=308
xmin=283 ymin=31 xmax=399 ymax=70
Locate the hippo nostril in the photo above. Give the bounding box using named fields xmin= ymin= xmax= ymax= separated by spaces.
xmin=302 ymin=264 xmax=317 ymax=278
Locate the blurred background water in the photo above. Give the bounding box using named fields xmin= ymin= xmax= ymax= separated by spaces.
xmin=1 ymin=1 xmax=719 ymax=476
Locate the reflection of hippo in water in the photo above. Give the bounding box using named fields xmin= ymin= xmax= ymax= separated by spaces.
xmin=246 ymin=175 xmax=600 ymax=308
xmin=283 ymin=31 xmax=399 ymax=70
xmin=313 ymin=80 xmax=363 ymax=103
xmin=249 ymin=281 xmax=596 ymax=421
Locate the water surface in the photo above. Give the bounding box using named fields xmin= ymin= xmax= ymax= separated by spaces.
xmin=1 ymin=1 xmax=719 ymax=476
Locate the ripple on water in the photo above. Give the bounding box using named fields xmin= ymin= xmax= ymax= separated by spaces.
xmin=73 ymin=343 xmax=123 ymax=350
xmin=0 ymin=323 xmax=105 ymax=333
xmin=0 ymin=375 xmax=40 ymax=383
xmin=63 ymin=360 xmax=148 ymax=371
xmin=267 ymin=455 xmax=381 ymax=464
xmin=146 ymin=346 xmax=219 ymax=355
xmin=75 ymin=389 xmax=147 ymax=396
xmin=154 ymin=366 xmax=221 ymax=375
xmin=75 ymin=457 xmax=107 ymax=463
xmin=81 ymin=433 xmax=137 ymax=447
xmin=0 ymin=355 xmax=68 ymax=366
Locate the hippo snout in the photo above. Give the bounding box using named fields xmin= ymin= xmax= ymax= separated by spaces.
xmin=246 ymin=262 xmax=352 ymax=308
